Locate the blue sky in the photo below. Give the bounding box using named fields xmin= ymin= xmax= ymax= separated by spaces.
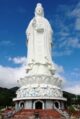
xmin=0 ymin=0 xmax=80 ymax=94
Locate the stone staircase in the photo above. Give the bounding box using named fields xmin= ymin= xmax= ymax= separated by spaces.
xmin=54 ymin=108 xmax=70 ymax=119
xmin=11 ymin=109 xmax=65 ymax=119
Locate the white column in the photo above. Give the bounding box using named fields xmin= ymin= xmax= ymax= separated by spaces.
xmin=25 ymin=100 xmax=32 ymax=109
xmin=15 ymin=102 xmax=19 ymax=111
xmin=46 ymin=100 xmax=53 ymax=109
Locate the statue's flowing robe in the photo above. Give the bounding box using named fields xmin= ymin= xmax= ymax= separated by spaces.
xmin=26 ymin=16 xmax=54 ymax=73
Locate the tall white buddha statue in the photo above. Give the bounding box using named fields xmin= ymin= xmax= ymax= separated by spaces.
xmin=13 ymin=3 xmax=66 ymax=111
xmin=26 ymin=3 xmax=55 ymax=75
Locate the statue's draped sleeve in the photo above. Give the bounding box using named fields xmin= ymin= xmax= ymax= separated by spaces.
xmin=43 ymin=18 xmax=53 ymax=63
xmin=45 ymin=19 xmax=53 ymax=45
xmin=26 ymin=19 xmax=34 ymax=66
xmin=26 ymin=19 xmax=33 ymax=42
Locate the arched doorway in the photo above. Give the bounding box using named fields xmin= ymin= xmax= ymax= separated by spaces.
xmin=33 ymin=100 xmax=44 ymax=109
xmin=54 ymin=101 xmax=60 ymax=109
xmin=35 ymin=101 xmax=42 ymax=109
xmin=55 ymin=102 xmax=59 ymax=108
xmin=19 ymin=101 xmax=24 ymax=109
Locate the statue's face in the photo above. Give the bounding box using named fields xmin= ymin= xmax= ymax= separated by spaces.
xmin=36 ymin=6 xmax=43 ymax=16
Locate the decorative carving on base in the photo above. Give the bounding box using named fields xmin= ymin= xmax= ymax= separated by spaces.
xmin=16 ymin=84 xmax=63 ymax=98
xmin=17 ymin=75 xmax=63 ymax=87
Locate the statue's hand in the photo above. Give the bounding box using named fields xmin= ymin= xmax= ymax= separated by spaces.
xmin=32 ymin=18 xmax=44 ymax=32
xmin=35 ymin=25 xmax=44 ymax=32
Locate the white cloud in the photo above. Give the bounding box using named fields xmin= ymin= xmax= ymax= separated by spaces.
xmin=51 ymin=2 xmax=80 ymax=57
xmin=67 ymin=38 xmax=80 ymax=48
xmin=65 ymin=84 xmax=80 ymax=95
xmin=63 ymin=67 xmax=80 ymax=95
xmin=9 ymin=56 xmax=26 ymax=65
xmin=0 ymin=56 xmax=27 ymax=88
xmin=0 ymin=64 xmax=26 ymax=88
xmin=70 ymin=2 xmax=80 ymax=31
xmin=70 ymin=2 xmax=80 ymax=17
xmin=75 ymin=18 xmax=80 ymax=30
xmin=59 ymin=37 xmax=80 ymax=49
xmin=58 ymin=31 xmax=69 ymax=37
xmin=0 ymin=40 xmax=14 ymax=46
xmin=53 ymin=63 xmax=66 ymax=86
xmin=54 ymin=63 xmax=64 ymax=73
xmin=54 ymin=49 xmax=73 ymax=56
xmin=54 ymin=37 xmax=80 ymax=57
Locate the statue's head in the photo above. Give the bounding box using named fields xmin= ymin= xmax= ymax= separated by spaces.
xmin=35 ymin=3 xmax=44 ymax=17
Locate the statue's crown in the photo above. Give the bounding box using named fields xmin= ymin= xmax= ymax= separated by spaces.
xmin=36 ymin=3 xmax=42 ymax=8
xmin=35 ymin=3 xmax=44 ymax=17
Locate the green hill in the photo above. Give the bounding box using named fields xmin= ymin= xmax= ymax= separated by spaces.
xmin=0 ymin=87 xmax=80 ymax=108
xmin=0 ymin=87 xmax=18 ymax=108
xmin=63 ymin=91 xmax=80 ymax=105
